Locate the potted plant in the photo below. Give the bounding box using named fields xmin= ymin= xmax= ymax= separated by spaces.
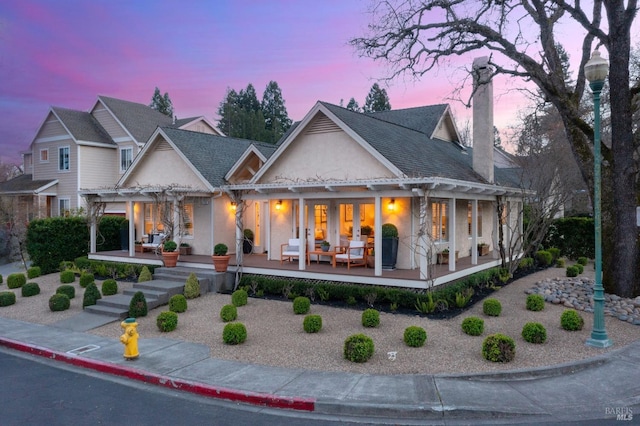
xmin=438 ymin=248 xmax=459 ymax=264
xmin=134 ymin=241 xmax=143 ymax=253
xmin=478 ymin=243 xmax=490 ymax=256
xmin=243 ymin=229 xmax=254 ymax=254
xmin=320 ymin=240 xmax=331 ymax=252
xmin=366 ymin=248 xmax=375 ymax=268
xmin=179 ymin=242 xmax=192 ymax=256
xmin=361 ymin=225 xmax=373 ymax=236
xmin=381 ymin=223 xmax=398 ymax=270
xmin=212 ymin=243 xmax=230 ymax=272
xmin=162 ymin=240 xmax=179 ymax=267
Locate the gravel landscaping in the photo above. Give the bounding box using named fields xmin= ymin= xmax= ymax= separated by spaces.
xmin=1 ymin=266 xmax=637 ymax=375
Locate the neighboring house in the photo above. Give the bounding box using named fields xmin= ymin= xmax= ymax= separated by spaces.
xmin=0 ymin=96 xmax=221 ymax=218
xmin=82 ymin=58 xmax=528 ymax=286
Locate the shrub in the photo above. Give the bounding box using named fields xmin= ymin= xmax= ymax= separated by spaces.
xmin=566 ymin=266 xmax=579 ymax=277
xmin=223 ymin=322 xmax=247 ymax=344
xmin=461 ymin=316 xmax=484 ymax=336
xmin=79 ymin=273 xmax=95 ymax=288
xmin=128 ymin=291 xmax=148 ymax=318
xmin=60 ymin=270 xmax=75 ymax=284
xmin=361 ymin=308 xmax=380 ymax=327
xmin=102 ymin=279 xmax=118 ymax=296
xmin=231 ymin=289 xmax=248 ymax=307
xmin=483 ymin=298 xmax=502 ymax=316
xmin=49 ymin=293 xmax=70 ymax=311
xmin=556 ymin=258 xmax=566 ymax=268
xmin=138 ymin=266 xmax=152 ymax=282
xmin=482 ymin=333 xmax=516 ymax=363
xmin=303 ymin=314 xmax=323 ymax=333
xmin=577 ymin=256 xmax=589 ymax=266
xmin=454 ymin=288 xmax=474 ymax=308
xmin=404 ymin=326 xmax=427 ymax=347
xmin=26 ymin=216 xmax=89 ymax=275
xmin=0 ymin=274 xmax=3 ymax=284
xmin=526 ymin=294 xmax=545 ymax=311
xmin=7 ymin=273 xmax=26 ymax=289
xmin=535 ymin=250 xmax=553 ymax=267
xmin=518 ymin=257 xmax=534 ymax=269
xmin=156 ymin=311 xmax=178 ymax=332
xmin=27 ymin=266 xmax=41 ymax=279
xmin=522 ymin=322 xmax=547 ymax=344
xmin=343 ymin=334 xmax=375 ymax=363
xmin=169 ymin=294 xmax=188 ymax=313
xmin=561 ymin=309 xmax=584 ymax=331
xmin=184 ymin=272 xmax=200 ymax=299
xmin=346 ymin=295 xmax=357 ymax=305
xmin=0 ymin=291 xmax=16 ymax=307
xmin=21 ymin=282 xmax=40 ymax=297
xmin=74 ymin=256 xmax=91 ymax=271
xmin=381 ymin=223 xmax=398 ymax=238
xmin=548 ymin=247 xmax=561 ymax=263
xmin=56 ymin=284 xmax=75 ymax=299
xmin=293 ymin=296 xmax=311 ymax=314
xmin=220 ymin=304 xmax=238 ymax=322
xmin=82 ymin=283 xmax=102 ymax=308
xmin=574 ymin=263 xmax=584 ymax=274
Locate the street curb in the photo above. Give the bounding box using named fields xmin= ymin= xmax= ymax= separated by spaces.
xmin=0 ymin=337 xmax=315 ymax=412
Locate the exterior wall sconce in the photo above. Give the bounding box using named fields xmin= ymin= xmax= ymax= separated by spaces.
xmin=275 ymin=200 xmax=282 ymax=211
xmin=387 ymin=199 xmax=396 ymax=211
xmin=230 ymin=202 xmax=237 ymax=211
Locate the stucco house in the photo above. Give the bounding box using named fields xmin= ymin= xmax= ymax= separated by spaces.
xmin=0 ymin=96 xmax=221 ymax=220
xmin=83 ymin=59 xmax=528 ymax=288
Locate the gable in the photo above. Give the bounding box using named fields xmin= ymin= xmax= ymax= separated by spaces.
xmin=431 ymin=110 xmax=460 ymax=143
xmin=91 ymin=101 xmax=130 ymax=141
xmin=121 ymin=138 xmax=210 ymax=191
xmin=34 ymin=111 xmax=68 ymax=142
xmin=257 ymin=112 xmax=395 ymax=183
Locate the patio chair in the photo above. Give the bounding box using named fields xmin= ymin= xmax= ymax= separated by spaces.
xmin=280 ymin=238 xmax=301 ymax=264
xmin=335 ymin=240 xmax=367 ymax=270
xmin=142 ymin=233 xmax=165 ymax=253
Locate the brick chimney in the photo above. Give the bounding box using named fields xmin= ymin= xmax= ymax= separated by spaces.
xmin=472 ymin=56 xmax=494 ymax=183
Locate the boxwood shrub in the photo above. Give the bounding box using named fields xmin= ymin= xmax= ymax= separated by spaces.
xmin=220 ymin=304 xmax=237 ymax=322
xmin=79 ymin=273 xmax=95 ymax=288
xmin=101 ymin=279 xmax=118 ymax=296
xmin=169 ymin=294 xmax=188 ymax=313
xmin=561 ymin=309 xmax=584 ymax=331
xmin=82 ymin=283 xmax=102 ymax=308
xmin=128 ymin=291 xmax=148 ymax=318
xmin=482 ymin=333 xmax=516 ymax=362
xmin=483 ymin=298 xmax=502 ymax=316
xmin=27 ymin=266 xmax=41 ymax=279
xmin=157 ymin=311 xmax=178 ymax=332
xmin=303 ymin=314 xmax=322 ymax=333
xmin=60 ymin=270 xmax=75 ymax=284
xmin=344 ymin=334 xmax=374 ymax=363
xmin=231 ymin=289 xmax=248 ymax=307
xmin=461 ymin=316 xmax=484 ymax=336
xmin=0 ymin=291 xmax=16 ymax=307
xmin=138 ymin=266 xmax=153 ymax=282
xmin=577 ymin=256 xmax=589 ymax=266
xmin=361 ymin=308 xmax=380 ymax=328
xmin=22 ymin=282 xmax=41 ymax=297
xmin=56 ymin=284 xmax=75 ymax=299
xmin=49 ymin=293 xmax=70 ymax=311
xmin=522 ymin=322 xmax=547 ymax=344
xmin=566 ymin=266 xmax=579 ymax=277
xmin=526 ymin=294 xmax=545 ymax=311
xmin=403 ymin=326 xmax=427 ymax=347
xmin=223 ymin=322 xmax=247 ymax=345
xmin=184 ymin=273 xmax=200 ymax=299
xmin=7 ymin=273 xmax=26 ymax=289
xmin=293 ymin=296 xmax=311 ymax=314
xmin=535 ymin=250 xmax=553 ymax=267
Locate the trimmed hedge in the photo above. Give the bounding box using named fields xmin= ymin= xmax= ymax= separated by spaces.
xmin=543 ymin=217 xmax=594 ymax=259
xmin=403 ymin=326 xmax=427 ymax=347
xmin=102 ymin=279 xmax=118 ymax=296
xmin=483 ymin=298 xmax=502 ymax=316
xmin=184 ymin=273 xmax=200 ymax=299
xmin=344 ymin=334 xmax=374 ymax=363
xmin=293 ymin=296 xmax=311 ymax=314
xmin=223 ymin=322 xmax=247 ymax=345
xmin=157 ymin=311 xmax=178 ymax=332
xmin=220 ymin=304 xmax=238 ymax=322
xmin=79 ymin=273 xmax=95 ymax=288
xmin=22 ymin=282 xmax=41 ymax=297
xmin=461 ymin=316 xmax=484 ymax=336
xmin=231 ymin=289 xmax=248 ymax=307
xmin=361 ymin=308 xmax=380 ymax=328
xmin=56 ymin=284 xmax=75 ymax=299
xmin=303 ymin=315 xmax=322 ymax=333
xmin=561 ymin=309 xmax=584 ymax=331
xmin=49 ymin=293 xmax=70 ymax=311
xmin=169 ymin=294 xmax=188 ymax=313
xmin=26 ymin=216 xmax=89 ymax=274
xmin=7 ymin=273 xmax=26 ymax=289
xmin=60 ymin=270 xmax=75 ymax=284
xmin=482 ymin=333 xmax=516 ymax=362
xmin=0 ymin=291 xmax=16 ymax=307
xmin=27 ymin=266 xmax=41 ymax=279
xmin=522 ymin=322 xmax=547 ymax=344
xmin=129 ymin=291 xmax=148 ymax=318
xmin=82 ymin=283 xmax=102 ymax=308
xmin=526 ymin=294 xmax=545 ymax=311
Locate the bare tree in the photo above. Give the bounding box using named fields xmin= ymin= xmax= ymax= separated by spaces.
xmin=351 ymin=1 xmax=639 ymax=297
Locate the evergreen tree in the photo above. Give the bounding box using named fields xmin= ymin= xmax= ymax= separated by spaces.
xmin=149 ymin=87 xmax=174 ymax=117
xmin=261 ymin=81 xmax=292 ymax=143
xmin=238 ymin=83 xmax=261 ymax=113
xmin=363 ymin=83 xmax=391 ymax=113
xmin=346 ymin=97 xmax=361 ymax=112
xmin=217 ymin=88 xmax=240 ymax=136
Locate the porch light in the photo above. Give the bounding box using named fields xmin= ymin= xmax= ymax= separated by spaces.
xmin=387 ymin=199 xmax=396 ymax=211
xmin=275 ymin=200 xmax=282 ymax=211
xmin=230 ymin=202 xmax=237 ymax=211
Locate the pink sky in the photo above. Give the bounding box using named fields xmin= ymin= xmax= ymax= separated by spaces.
xmin=0 ymin=1 xmax=620 ymax=166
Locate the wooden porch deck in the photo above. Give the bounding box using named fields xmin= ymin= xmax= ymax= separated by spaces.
xmin=90 ymin=250 xmax=501 ymax=289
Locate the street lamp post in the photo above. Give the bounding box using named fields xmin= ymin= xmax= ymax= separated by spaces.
xmin=584 ymin=50 xmax=613 ymax=348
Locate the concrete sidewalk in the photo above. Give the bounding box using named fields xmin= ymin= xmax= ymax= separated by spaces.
xmin=0 ymin=316 xmax=638 ymax=424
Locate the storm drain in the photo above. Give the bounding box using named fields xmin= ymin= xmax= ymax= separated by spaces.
xmin=67 ymin=344 xmax=101 ymax=355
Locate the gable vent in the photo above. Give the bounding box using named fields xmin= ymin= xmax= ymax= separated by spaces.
xmin=156 ymin=140 xmax=172 ymax=151
xmin=306 ymin=113 xmax=341 ymax=135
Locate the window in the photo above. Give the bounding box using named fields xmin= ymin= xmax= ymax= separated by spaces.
xmin=431 ymin=201 xmax=448 ymax=242
xmin=120 ymin=147 xmax=133 ymax=172
xmin=58 ymin=146 xmax=70 ymax=171
xmin=467 ymin=202 xmax=483 ymax=237
xmin=182 ymin=203 xmax=194 ymax=237
xmin=40 ymin=149 xmax=49 ymax=163
xmin=59 ymin=198 xmax=70 ymax=216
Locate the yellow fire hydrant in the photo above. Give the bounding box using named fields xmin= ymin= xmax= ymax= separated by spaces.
xmin=120 ymin=318 xmax=139 ymax=360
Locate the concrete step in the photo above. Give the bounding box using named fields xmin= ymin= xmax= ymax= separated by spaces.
xmin=84 ymin=304 xmax=129 ymax=319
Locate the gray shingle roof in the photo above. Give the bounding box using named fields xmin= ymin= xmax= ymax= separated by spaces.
xmin=320 ymin=102 xmax=489 ymax=184
xmin=99 ymin=96 xmax=174 ymax=143
xmin=0 ymin=174 xmax=56 ymax=194
xmin=160 ymin=128 xmax=277 ymax=187
xmin=52 ymin=107 xmax=113 ymax=145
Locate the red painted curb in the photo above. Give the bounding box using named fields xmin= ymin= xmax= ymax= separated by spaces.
xmin=0 ymin=337 xmax=315 ymax=412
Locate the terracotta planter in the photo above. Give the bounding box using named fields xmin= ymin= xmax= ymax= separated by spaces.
xmin=437 ymin=251 xmax=459 ymax=265
xmin=135 ymin=244 xmax=144 ymax=253
xmin=162 ymin=251 xmax=179 ymax=267
xmin=212 ymin=255 xmax=231 ymax=272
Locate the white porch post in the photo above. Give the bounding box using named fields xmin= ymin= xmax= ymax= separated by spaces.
xmin=210 ymin=195 xmax=215 ymax=255
xmin=298 ymin=197 xmax=306 ymax=270
xmin=492 ymin=200 xmax=499 ymax=259
xmin=471 ymin=199 xmax=478 ymax=265
xmin=374 ymin=196 xmax=382 ymax=276
xmin=418 ymin=194 xmax=429 ymax=280
xmin=505 ymin=200 xmax=512 ymax=262
xmin=89 ymin=202 xmax=96 ymax=254
xmin=449 ymin=198 xmax=456 ymax=271
xmin=128 ymin=200 xmax=135 ymax=257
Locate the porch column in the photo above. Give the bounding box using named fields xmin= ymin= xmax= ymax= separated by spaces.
xmin=471 ymin=199 xmax=478 ymax=265
xmin=374 ymin=196 xmax=382 ymax=276
xmin=89 ymin=202 xmax=97 ymax=254
xmin=417 ymin=193 xmax=429 ymax=280
xmin=449 ymin=198 xmax=456 ymax=272
xmin=492 ymin=200 xmax=499 ymax=259
xmin=128 ymin=200 xmax=135 ymax=257
xmin=298 ymin=197 xmax=306 ymax=270
xmin=210 ymin=195 xmax=215 ymax=256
